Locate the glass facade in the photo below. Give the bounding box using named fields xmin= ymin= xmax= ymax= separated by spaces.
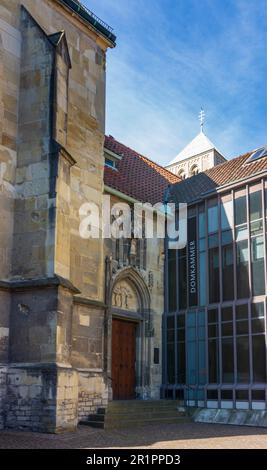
xmin=164 ymin=180 xmax=267 ymax=409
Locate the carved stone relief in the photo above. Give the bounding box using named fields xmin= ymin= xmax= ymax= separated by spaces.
xmin=112 ymin=280 xmax=138 ymax=311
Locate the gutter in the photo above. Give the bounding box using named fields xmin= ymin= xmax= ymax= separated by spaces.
xmin=104 ymin=185 xmax=140 ymax=204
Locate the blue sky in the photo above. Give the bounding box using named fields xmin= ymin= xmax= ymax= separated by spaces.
xmin=84 ymin=0 xmax=267 ymax=166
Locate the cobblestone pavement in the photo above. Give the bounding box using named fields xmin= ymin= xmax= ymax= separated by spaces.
xmin=0 ymin=423 xmax=267 ymax=449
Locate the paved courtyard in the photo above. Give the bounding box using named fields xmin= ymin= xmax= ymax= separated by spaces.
xmin=0 ymin=423 xmax=266 ymax=449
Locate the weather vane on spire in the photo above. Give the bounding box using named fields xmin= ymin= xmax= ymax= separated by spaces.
xmin=199 ymin=108 xmax=205 ymax=133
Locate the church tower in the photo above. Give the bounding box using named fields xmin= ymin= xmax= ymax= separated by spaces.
xmin=166 ymin=110 xmax=226 ymax=179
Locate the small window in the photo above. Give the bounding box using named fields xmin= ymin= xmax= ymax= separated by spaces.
xmin=190 ymin=165 xmax=199 ymax=177
xmin=178 ymin=168 xmax=186 ymax=180
xmin=105 ymin=157 xmax=117 ymax=169
xmin=246 ymin=147 xmax=267 ymax=163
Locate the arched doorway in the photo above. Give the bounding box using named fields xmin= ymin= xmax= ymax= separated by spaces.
xmin=107 ymin=267 xmax=151 ymax=400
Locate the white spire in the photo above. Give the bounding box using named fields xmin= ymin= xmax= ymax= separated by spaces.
xmin=166 ymin=132 xmax=217 ymax=166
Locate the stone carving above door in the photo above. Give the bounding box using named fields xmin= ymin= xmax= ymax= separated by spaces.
xmin=112 ymin=280 xmax=138 ymax=311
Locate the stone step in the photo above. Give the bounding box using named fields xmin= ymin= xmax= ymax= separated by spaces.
xmin=80 ymin=416 xmax=190 ymax=430
xmin=104 ymin=411 xmax=186 ymax=420
xmin=87 ymin=414 xmax=105 ymax=422
xmin=108 ymin=400 xmax=181 ymax=407
xmin=79 ymin=400 xmax=190 ymax=430
xmin=80 ymin=420 xmax=105 ymax=429
xmin=106 ymin=402 xmax=182 ymax=412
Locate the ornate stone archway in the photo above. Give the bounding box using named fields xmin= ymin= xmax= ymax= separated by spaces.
xmin=105 ymin=263 xmax=152 ymax=400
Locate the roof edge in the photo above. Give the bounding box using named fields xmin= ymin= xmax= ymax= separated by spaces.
xmin=56 ymin=0 xmax=116 ymax=47
xmin=105 ymin=135 xmax=180 ymax=182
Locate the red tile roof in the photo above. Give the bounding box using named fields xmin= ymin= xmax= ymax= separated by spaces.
xmin=170 ymin=148 xmax=267 ymax=204
xmin=104 ymin=135 xmax=180 ymax=204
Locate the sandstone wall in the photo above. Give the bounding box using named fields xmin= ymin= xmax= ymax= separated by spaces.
xmin=0 ymin=0 xmax=21 ymax=431
xmin=0 ymin=0 xmax=111 ymax=431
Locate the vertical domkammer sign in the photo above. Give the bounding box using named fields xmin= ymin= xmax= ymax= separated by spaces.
xmin=188 ymin=216 xmax=198 ymax=306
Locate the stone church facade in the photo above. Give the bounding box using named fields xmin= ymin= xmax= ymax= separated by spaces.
xmin=0 ymin=0 xmax=178 ymax=432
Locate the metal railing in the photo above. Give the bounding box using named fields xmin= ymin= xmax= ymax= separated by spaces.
xmin=71 ymin=0 xmax=114 ymax=32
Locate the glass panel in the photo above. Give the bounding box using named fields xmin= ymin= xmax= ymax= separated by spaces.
xmin=177 ymin=314 xmax=185 ymax=328
xmin=236 ymin=304 xmax=248 ymax=320
xmin=250 ymin=219 xmax=263 ymax=236
xmin=208 ymin=201 xmax=218 ymax=234
xmin=208 ymin=308 xmax=218 ymax=323
xmin=178 ymin=248 xmax=187 ymax=310
xmin=251 ymin=302 xmax=264 ymax=318
xmin=198 ymin=340 xmax=206 ymax=385
xmin=222 ymin=244 xmax=234 ymax=301
xmin=209 ymin=247 xmax=220 ymax=303
xmin=221 ymin=198 xmax=233 ymax=230
xmin=198 ymin=207 xmax=206 ymax=238
xmin=208 ymin=324 xmax=218 ymax=337
xmin=252 ymin=334 xmax=266 ymax=382
xmin=168 ymin=250 xmax=177 ymax=311
xmin=236 ymin=389 xmax=249 ymax=400
xmin=199 ymin=326 xmax=206 ymax=339
xmin=236 ymin=225 xmax=248 ymax=241
xmin=177 ymin=329 xmax=185 ymax=341
xmin=208 ymin=233 xmax=219 ymax=248
xmin=236 ymin=240 xmax=249 ymax=299
xmin=207 ymin=390 xmax=218 ymax=399
xmin=249 ymin=190 xmax=262 ymax=221
xmin=167 ymin=316 xmax=175 ymax=329
xmin=222 ymin=322 xmax=233 ymax=336
xmin=221 ymin=390 xmax=233 ymax=399
xmin=236 ymin=320 xmax=249 ymax=335
xmin=251 ymin=236 xmax=265 ymax=296
xmin=198 ymin=309 xmax=206 ymax=326
xmin=251 ymin=318 xmax=265 ymax=334
xmin=187 ymin=310 xmax=196 ymax=327
xmin=252 ymin=390 xmax=265 ymax=400
xmin=187 ymin=341 xmax=196 ymax=385
xmin=167 ymin=329 xmax=175 ymax=342
xmin=208 ymin=339 xmax=219 ymax=383
xmin=187 ymin=328 xmax=195 ymax=341
xmin=199 ymin=238 xmax=205 ymax=251
xmin=177 ymin=342 xmax=186 ymax=383
xmin=222 ymin=230 xmax=233 ymax=245
xmin=167 ymin=343 xmax=175 ymax=384
xmin=222 ymin=338 xmax=234 ymax=383
xmin=235 ymin=195 xmax=247 ymax=226
xmin=221 ymin=307 xmax=233 ymax=322
xmin=236 ymin=336 xmax=250 ymax=383
xmin=188 ymin=206 xmax=196 ymax=217
xmin=199 ymin=251 xmax=206 ymax=306
xmin=175 ymin=389 xmax=184 ymax=400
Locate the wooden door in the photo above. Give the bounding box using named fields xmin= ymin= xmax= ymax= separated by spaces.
xmin=112 ymin=318 xmax=137 ymax=400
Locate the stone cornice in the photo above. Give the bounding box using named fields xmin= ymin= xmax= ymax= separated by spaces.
xmin=73 ymin=295 xmax=107 ymax=309
xmin=0 ymin=275 xmax=80 ymax=294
